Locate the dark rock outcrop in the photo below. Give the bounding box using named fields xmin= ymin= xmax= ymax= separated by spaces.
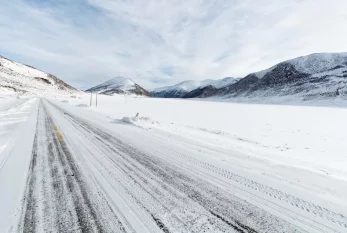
xmin=184 ymin=85 xmax=218 ymax=98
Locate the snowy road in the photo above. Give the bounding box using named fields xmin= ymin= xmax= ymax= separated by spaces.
xmin=3 ymin=98 xmax=346 ymax=232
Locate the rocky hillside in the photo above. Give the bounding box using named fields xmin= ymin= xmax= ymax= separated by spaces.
xmin=0 ymin=55 xmax=78 ymax=95
xmin=152 ymin=52 xmax=347 ymax=101
xmin=216 ymin=52 xmax=347 ymax=100
xmin=86 ymin=77 xmax=151 ymax=97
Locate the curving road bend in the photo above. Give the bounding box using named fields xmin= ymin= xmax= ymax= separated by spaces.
xmin=12 ymin=99 xmax=347 ymax=232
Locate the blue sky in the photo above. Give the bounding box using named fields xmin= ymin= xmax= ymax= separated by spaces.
xmin=1 ymin=0 xmax=347 ymax=89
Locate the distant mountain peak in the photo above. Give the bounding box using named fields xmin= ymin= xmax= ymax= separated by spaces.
xmin=86 ymin=77 xmax=150 ymax=97
xmin=150 ymin=77 xmax=238 ymax=98
xmin=105 ymin=76 xmax=135 ymax=84
xmin=151 ymin=52 xmax=347 ymax=101
xmin=91 ymin=77 xmax=135 ymax=90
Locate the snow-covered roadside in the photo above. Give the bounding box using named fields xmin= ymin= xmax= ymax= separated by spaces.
xmin=44 ymin=99 xmax=346 ymax=232
xmin=52 ymin=94 xmax=347 ymax=218
xmin=0 ymin=94 xmax=25 ymax=111
xmin=56 ymin=94 xmax=347 ymax=178
xmin=0 ymin=98 xmax=39 ymax=232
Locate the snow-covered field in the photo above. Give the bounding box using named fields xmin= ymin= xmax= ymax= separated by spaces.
xmin=1 ymin=92 xmax=347 ymax=232
xmin=53 ymin=94 xmax=347 ymax=228
xmin=60 ymin=94 xmax=347 ymax=178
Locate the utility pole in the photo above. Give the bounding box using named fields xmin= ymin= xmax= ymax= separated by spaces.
xmin=90 ymin=92 xmax=92 ymax=106
xmin=96 ymin=92 xmax=98 ymax=107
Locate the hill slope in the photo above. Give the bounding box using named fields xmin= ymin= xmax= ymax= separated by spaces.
xmin=151 ymin=52 xmax=347 ymax=101
xmin=0 ymin=55 xmax=78 ymax=95
xmin=217 ymin=52 xmax=347 ymax=101
xmin=86 ymin=77 xmax=151 ymax=96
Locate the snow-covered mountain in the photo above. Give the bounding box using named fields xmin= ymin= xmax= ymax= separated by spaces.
xmin=151 ymin=77 xmax=238 ymax=98
xmin=216 ymin=52 xmax=347 ymax=100
xmin=211 ymin=77 xmax=240 ymax=88
xmin=152 ymin=52 xmax=347 ymax=101
xmin=0 ymin=55 xmax=78 ymax=95
xmin=86 ymin=77 xmax=150 ymax=96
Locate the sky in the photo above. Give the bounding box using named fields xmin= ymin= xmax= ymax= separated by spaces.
xmin=1 ymin=0 xmax=347 ymax=90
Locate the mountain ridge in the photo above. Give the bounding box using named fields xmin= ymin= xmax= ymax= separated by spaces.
xmin=86 ymin=77 xmax=151 ymax=97
xmin=150 ymin=77 xmax=239 ymax=98
xmin=216 ymin=52 xmax=347 ymax=100
xmin=151 ymin=52 xmax=347 ymax=100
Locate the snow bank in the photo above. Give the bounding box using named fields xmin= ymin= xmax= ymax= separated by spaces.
xmin=119 ymin=115 xmax=159 ymax=129
xmin=76 ymin=104 xmax=89 ymax=108
xmin=0 ymin=98 xmax=39 ymax=231
xmin=0 ymin=95 xmax=25 ymax=111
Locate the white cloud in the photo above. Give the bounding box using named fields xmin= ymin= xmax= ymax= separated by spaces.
xmin=1 ymin=0 xmax=347 ymax=89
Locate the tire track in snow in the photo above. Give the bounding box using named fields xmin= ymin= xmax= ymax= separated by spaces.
xmin=48 ymin=100 xmax=307 ymax=233
xmin=18 ymin=101 xmax=127 ymax=233
xmin=145 ymin=144 xmax=347 ymax=230
xmin=49 ymin=102 xmax=234 ymax=232
xmin=20 ymin=122 xmax=39 ymax=233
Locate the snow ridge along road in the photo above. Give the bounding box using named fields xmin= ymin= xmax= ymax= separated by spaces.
xmin=12 ymin=99 xmax=347 ymax=232
xmin=0 ymin=98 xmax=39 ymax=232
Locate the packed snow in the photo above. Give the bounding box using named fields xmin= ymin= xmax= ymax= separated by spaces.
xmin=52 ymin=93 xmax=347 ymax=231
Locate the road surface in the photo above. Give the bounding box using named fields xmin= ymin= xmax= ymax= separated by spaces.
xmin=2 ymin=99 xmax=347 ymax=232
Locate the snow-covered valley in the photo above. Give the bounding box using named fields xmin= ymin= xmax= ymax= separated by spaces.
xmin=1 ymin=52 xmax=347 ymax=233
xmin=1 ymin=91 xmax=346 ymax=232
xmin=2 ymin=0 xmax=347 ymax=229
xmin=62 ymin=94 xmax=347 ymax=179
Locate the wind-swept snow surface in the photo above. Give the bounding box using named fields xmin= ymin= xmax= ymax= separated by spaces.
xmin=1 ymin=94 xmax=347 ymax=232
xmin=0 ymin=98 xmax=39 ymax=231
